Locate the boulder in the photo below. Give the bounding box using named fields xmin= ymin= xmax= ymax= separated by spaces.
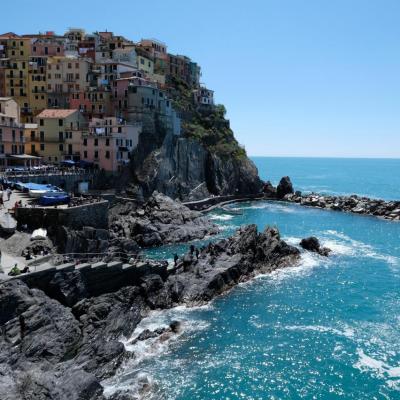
xmin=300 ymin=237 xmax=331 ymax=257
xmin=276 ymin=176 xmax=294 ymax=199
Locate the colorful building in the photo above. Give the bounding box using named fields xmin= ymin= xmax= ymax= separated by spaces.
xmin=65 ymin=117 xmax=141 ymax=171
xmin=34 ymin=109 xmax=87 ymax=162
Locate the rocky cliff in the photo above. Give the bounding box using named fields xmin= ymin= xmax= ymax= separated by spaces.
xmin=126 ymin=81 xmax=263 ymax=201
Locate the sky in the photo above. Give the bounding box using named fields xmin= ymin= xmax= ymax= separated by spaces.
xmin=3 ymin=0 xmax=400 ymax=157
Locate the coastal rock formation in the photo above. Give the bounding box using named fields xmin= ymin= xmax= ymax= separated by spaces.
xmin=284 ymin=192 xmax=400 ymax=221
xmin=166 ymin=224 xmax=300 ymax=304
xmin=300 ymin=236 xmax=331 ymax=257
xmin=109 ymin=191 xmax=219 ymax=247
xmin=128 ymin=112 xmax=263 ymax=201
xmin=276 ymin=176 xmax=294 ymax=199
xmin=0 ymin=224 xmax=299 ymax=400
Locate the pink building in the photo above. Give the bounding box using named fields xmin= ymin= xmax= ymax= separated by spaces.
xmin=65 ymin=117 xmax=141 ymax=172
xmin=31 ymin=38 xmax=65 ymax=57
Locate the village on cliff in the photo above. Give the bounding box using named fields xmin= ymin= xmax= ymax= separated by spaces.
xmin=0 ymin=28 xmax=214 ymax=172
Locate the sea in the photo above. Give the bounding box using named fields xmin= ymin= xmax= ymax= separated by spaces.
xmin=104 ymin=157 xmax=400 ymax=400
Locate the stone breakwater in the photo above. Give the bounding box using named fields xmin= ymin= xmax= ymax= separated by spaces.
xmin=0 ymin=225 xmax=299 ymax=400
xmin=283 ymin=192 xmax=400 ymax=221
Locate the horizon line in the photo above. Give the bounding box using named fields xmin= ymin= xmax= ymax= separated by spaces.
xmin=249 ymin=155 xmax=400 ymax=160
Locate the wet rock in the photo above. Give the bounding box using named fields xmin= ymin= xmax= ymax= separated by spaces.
xmin=262 ymin=180 xmax=277 ymax=198
xmin=276 ymin=176 xmax=294 ymax=199
xmin=300 ymin=237 xmax=331 ymax=257
xmin=283 ymin=190 xmax=400 ymax=222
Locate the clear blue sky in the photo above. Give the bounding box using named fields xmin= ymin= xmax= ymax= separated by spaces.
xmin=4 ymin=0 xmax=400 ymax=157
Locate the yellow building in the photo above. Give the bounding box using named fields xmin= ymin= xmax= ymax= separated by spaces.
xmin=4 ymin=37 xmax=31 ymax=120
xmin=34 ymin=109 xmax=86 ymax=163
xmin=23 ymin=123 xmax=38 ymax=155
xmin=28 ymin=57 xmax=47 ymax=118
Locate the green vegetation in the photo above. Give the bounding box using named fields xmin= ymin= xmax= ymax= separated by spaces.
xmin=168 ymin=78 xmax=247 ymax=160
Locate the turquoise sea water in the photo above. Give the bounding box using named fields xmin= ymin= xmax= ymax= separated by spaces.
xmin=105 ymin=158 xmax=400 ymax=399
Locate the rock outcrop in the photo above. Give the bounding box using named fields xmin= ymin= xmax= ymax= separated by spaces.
xmin=300 ymin=236 xmax=331 ymax=257
xmin=0 ymin=224 xmax=299 ymax=399
xmin=109 ymin=191 xmax=219 ymax=247
xmin=276 ymin=176 xmax=294 ymax=199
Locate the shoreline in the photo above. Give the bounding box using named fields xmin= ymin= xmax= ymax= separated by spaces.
xmin=0 ymin=224 xmax=301 ymax=400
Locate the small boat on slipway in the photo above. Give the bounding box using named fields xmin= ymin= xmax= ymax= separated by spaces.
xmin=29 ymin=189 xmax=63 ymax=198
xmin=38 ymin=192 xmax=70 ymax=206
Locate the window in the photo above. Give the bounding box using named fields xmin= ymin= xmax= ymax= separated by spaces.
xmin=140 ymin=58 xmax=144 ymax=65
xmin=40 ymin=131 xmax=44 ymax=141
xmin=106 ymin=138 xmax=110 ymax=146
xmin=40 ymin=143 xmax=45 ymax=151
xmin=30 ymin=131 xmax=35 ymax=140
xmin=59 ymin=132 xmax=63 ymax=141
xmin=105 ymin=150 xmax=110 ymax=159
xmin=83 ymin=138 xmax=87 ymax=146
xmin=83 ymin=150 xmax=87 ymax=158
xmin=75 ymin=63 xmax=79 ymax=69
xmin=57 ymin=47 xmax=60 ymax=53
xmin=59 ymin=144 xmax=63 ymax=151
xmin=67 ymin=63 xmax=72 ymax=69
xmin=94 ymin=138 xmax=98 ymax=146
xmin=118 ymin=126 xmax=122 ymax=133
xmin=40 ymin=119 xmax=44 ymax=126
xmin=94 ymin=150 xmax=98 ymax=159
xmin=58 ymin=119 xmax=63 ymax=127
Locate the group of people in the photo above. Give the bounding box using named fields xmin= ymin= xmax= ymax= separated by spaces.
xmin=173 ymin=244 xmax=201 ymax=266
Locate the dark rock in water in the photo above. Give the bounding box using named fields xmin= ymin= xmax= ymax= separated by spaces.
xmin=276 ymin=176 xmax=294 ymax=199
xmin=262 ymin=180 xmax=277 ymax=198
xmin=109 ymin=192 xmax=219 ymax=247
xmin=300 ymin=236 xmax=331 ymax=257
xmin=283 ymin=190 xmax=400 ymax=221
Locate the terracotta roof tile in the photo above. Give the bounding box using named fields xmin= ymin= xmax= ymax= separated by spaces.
xmin=36 ymin=109 xmax=78 ymax=119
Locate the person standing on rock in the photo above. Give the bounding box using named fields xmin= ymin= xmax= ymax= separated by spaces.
xmin=190 ymin=245 xmax=195 ymax=255
xmin=195 ymin=248 xmax=199 ymax=259
xmin=173 ymin=254 xmax=179 ymax=266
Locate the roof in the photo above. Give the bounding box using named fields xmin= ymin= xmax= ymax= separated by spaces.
xmin=0 ymin=32 xmax=20 ymax=39
xmin=36 ymin=109 xmax=78 ymax=119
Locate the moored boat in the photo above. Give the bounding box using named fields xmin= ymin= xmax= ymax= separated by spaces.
xmin=38 ymin=192 xmax=70 ymax=206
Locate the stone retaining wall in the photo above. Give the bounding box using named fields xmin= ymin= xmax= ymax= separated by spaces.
xmin=12 ymin=258 xmax=168 ymax=300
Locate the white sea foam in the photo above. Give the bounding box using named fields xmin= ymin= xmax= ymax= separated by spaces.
xmin=321 ymin=230 xmax=399 ymax=266
xmin=283 ymin=324 xmax=355 ymax=339
xmin=209 ymin=213 xmax=234 ymax=221
xmin=354 ymin=349 xmax=400 ymax=390
xmin=103 ymin=304 xmax=212 ymax=398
